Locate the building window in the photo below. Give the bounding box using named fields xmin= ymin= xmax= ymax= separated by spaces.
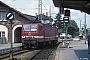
xmin=0 ymin=32 xmax=1 ymax=37
xmin=0 ymin=11 xmax=7 ymax=21
xmin=2 ymin=32 xmax=5 ymax=37
xmin=0 ymin=31 xmax=5 ymax=37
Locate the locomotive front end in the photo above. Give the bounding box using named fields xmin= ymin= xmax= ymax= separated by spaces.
xmin=22 ymin=24 xmax=38 ymax=48
xmin=22 ymin=23 xmax=43 ymax=49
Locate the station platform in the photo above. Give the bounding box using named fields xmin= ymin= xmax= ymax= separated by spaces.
xmin=0 ymin=43 xmax=22 ymax=50
xmin=55 ymin=40 xmax=90 ymax=60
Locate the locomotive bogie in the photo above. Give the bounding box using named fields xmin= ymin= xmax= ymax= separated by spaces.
xmin=22 ymin=40 xmax=31 ymax=49
xmin=22 ymin=40 xmax=38 ymax=49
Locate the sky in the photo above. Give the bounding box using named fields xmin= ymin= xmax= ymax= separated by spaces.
xmin=0 ymin=0 xmax=90 ymax=28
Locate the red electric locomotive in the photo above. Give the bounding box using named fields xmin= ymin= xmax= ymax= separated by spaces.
xmin=22 ymin=23 xmax=58 ymax=49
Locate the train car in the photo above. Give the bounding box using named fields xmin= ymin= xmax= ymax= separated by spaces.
xmin=22 ymin=23 xmax=58 ymax=49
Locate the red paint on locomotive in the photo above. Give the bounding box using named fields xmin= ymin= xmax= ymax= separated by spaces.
xmin=22 ymin=23 xmax=58 ymax=48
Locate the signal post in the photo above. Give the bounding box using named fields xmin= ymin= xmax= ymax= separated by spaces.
xmin=6 ymin=11 xmax=15 ymax=60
xmin=64 ymin=10 xmax=70 ymax=48
xmin=59 ymin=9 xmax=70 ymax=48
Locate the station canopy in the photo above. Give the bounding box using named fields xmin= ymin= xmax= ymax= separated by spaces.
xmin=52 ymin=0 xmax=90 ymax=14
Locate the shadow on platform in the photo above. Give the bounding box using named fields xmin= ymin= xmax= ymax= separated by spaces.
xmin=74 ymin=49 xmax=90 ymax=60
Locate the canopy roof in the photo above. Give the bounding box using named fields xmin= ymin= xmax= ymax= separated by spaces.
xmin=52 ymin=0 xmax=90 ymax=14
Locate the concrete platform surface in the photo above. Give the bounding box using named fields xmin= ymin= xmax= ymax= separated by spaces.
xmin=0 ymin=43 xmax=22 ymax=50
xmin=55 ymin=40 xmax=90 ymax=60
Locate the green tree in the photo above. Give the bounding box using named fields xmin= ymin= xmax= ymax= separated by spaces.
xmin=53 ymin=13 xmax=62 ymax=29
xmin=53 ymin=13 xmax=65 ymax=29
xmin=69 ymin=20 xmax=79 ymax=36
xmin=53 ymin=13 xmax=79 ymax=36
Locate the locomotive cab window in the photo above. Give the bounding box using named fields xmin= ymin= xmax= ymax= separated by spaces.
xmin=23 ymin=25 xmax=37 ymax=31
xmin=23 ymin=25 xmax=30 ymax=31
xmin=31 ymin=25 xmax=37 ymax=31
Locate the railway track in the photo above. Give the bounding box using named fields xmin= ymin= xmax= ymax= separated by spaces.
xmin=1 ymin=43 xmax=59 ymax=60
xmin=30 ymin=44 xmax=58 ymax=60
xmin=1 ymin=49 xmax=41 ymax=60
xmin=0 ymin=50 xmax=28 ymax=59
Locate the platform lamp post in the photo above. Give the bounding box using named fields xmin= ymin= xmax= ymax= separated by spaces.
xmin=63 ymin=17 xmax=69 ymax=47
xmin=84 ymin=13 xmax=87 ymax=44
xmin=6 ymin=11 xmax=15 ymax=60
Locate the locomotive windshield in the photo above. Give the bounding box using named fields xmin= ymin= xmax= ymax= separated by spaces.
xmin=23 ymin=25 xmax=37 ymax=31
xmin=31 ymin=26 xmax=37 ymax=31
xmin=23 ymin=25 xmax=30 ymax=31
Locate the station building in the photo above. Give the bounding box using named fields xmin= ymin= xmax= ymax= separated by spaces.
xmin=0 ymin=1 xmax=53 ymax=44
xmin=0 ymin=1 xmax=33 ymax=43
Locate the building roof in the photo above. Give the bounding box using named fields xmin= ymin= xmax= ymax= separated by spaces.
xmin=52 ymin=0 xmax=90 ymax=14
xmin=0 ymin=1 xmax=53 ymax=22
xmin=0 ymin=1 xmax=33 ymax=21
xmin=23 ymin=14 xmax=36 ymax=20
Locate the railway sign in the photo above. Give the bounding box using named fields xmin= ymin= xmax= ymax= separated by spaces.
xmin=63 ymin=16 xmax=69 ymax=24
xmin=6 ymin=11 xmax=15 ymax=60
xmin=6 ymin=12 xmax=15 ymax=20
xmin=64 ymin=10 xmax=70 ymax=16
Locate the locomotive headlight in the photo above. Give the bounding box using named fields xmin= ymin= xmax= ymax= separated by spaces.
xmin=56 ymin=35 xmax=58 ymax=37
xmin=22 ymin=36 xmax=25 ymax=38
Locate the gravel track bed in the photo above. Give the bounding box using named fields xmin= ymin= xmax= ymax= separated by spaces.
xmin=30 ymin=45 xmax=59 ymax=60
xmin=1 ymin=50 xmax=40 ymax=60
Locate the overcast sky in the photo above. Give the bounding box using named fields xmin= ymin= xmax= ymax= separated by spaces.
xmin=0 ymin=0 xmax=90 ymax=28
